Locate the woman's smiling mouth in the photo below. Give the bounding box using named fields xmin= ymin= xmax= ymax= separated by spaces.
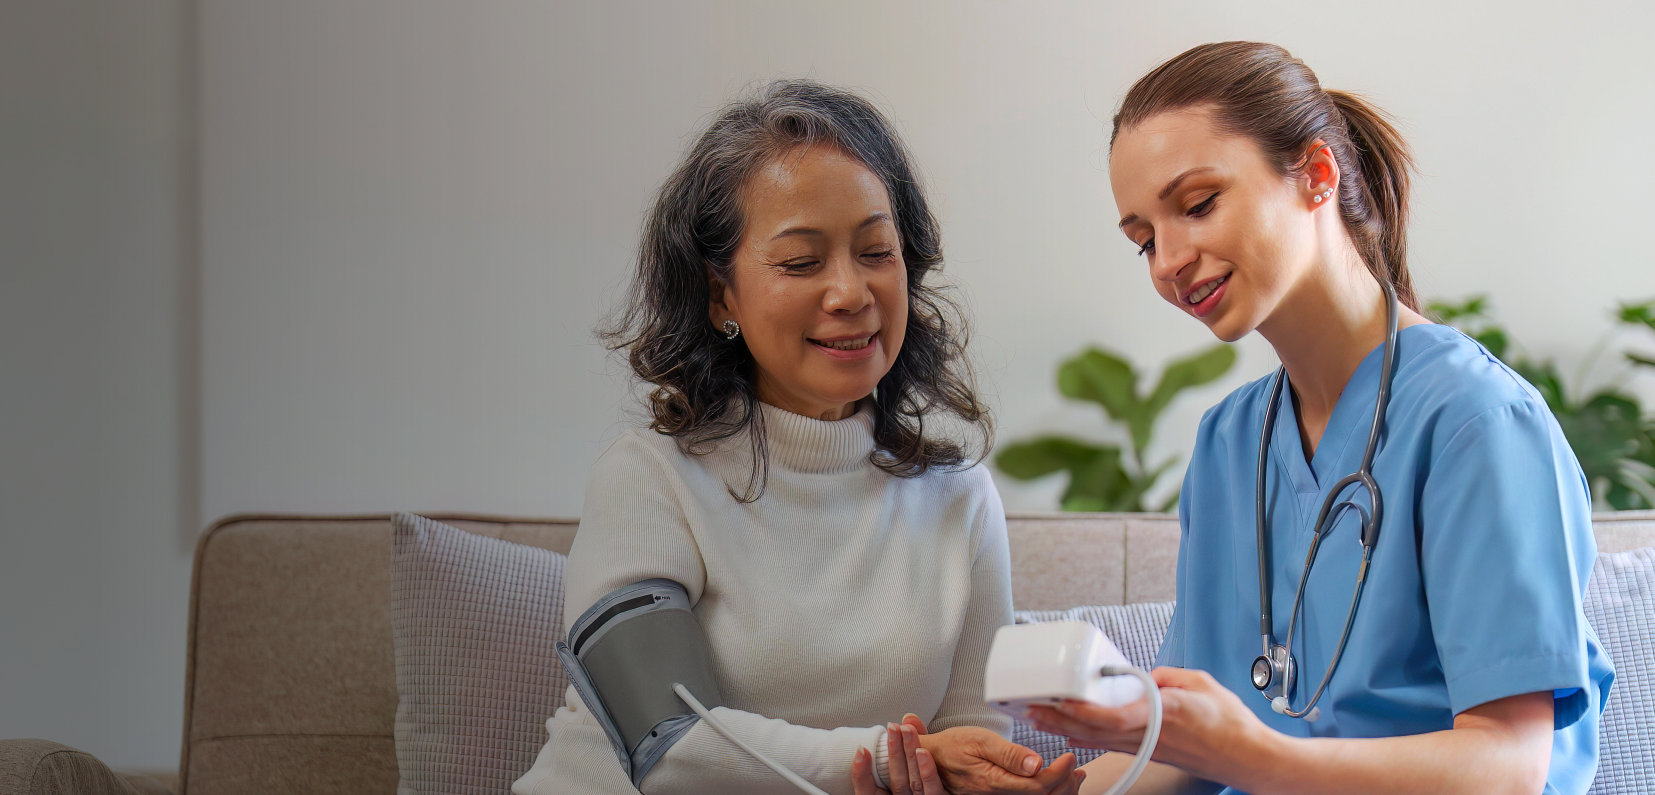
xmin=1185 ymin=275 xmax=1228 ymax=305
xmin=811 ymin=333 xmax=876 ymax=351
xmin=810 ymin=332 xmax=880 ymax=359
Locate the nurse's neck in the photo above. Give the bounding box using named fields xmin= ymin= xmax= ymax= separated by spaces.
xmin=1259 ymin=253 xmax=1428 ymax=459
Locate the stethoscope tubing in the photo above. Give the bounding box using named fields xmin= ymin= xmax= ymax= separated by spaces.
xmin=1254 ymin=279 xmax=1400 ymax=719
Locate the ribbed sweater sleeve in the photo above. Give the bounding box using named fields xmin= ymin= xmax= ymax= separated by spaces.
xmin=643 ymin=713 xmax=887 ymax=795
xmin=927 ymin=478 xmax=1015 ymax=736
xmin=562 ymin=435 xmax=706 ymax=623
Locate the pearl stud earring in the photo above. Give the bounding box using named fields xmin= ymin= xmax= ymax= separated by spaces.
xmin=1313 ymin=188 xmax=1334 ymax=203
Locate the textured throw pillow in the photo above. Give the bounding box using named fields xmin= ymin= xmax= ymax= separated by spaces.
xmin=390 ymin=513 xmax=569 ymax=795
xmin=1584 ymin=546 xmax=1655 ymax=795
xmin=1009 ymin=601 xmax=1175 ymax=765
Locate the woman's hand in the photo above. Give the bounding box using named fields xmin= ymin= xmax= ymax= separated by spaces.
xmin=856 ymin=714 xmax=1086 ymax=795
xmin=901 ymin=716 xmax=1086 ymax=795
xmin=1026 ymin=666 xmax=1269 ymax=784
xmin=851 ymin=724 xmax=946 ymax=795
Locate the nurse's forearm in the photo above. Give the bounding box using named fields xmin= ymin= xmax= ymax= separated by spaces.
xmin=1077 ymin=755 xmax=1219 ymax=795
xmin=1228 ymin=692 xmax=1553 ymax=795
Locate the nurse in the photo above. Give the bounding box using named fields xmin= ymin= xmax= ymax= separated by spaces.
xmin=1024 ymin=42 xmax=1614 ymax=794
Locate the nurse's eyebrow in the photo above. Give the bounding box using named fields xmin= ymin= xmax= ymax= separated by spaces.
xmin=770 ymin=212 xmax=893 ymax=241
xmin=1118 ymin=167 xmax=1217 ymax=230
xmin=1159 ymin=167 xmax=1215 ymax=200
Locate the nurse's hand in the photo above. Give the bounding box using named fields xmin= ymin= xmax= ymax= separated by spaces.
xmin=1026 ymin=666 xmax=1268 ymax=784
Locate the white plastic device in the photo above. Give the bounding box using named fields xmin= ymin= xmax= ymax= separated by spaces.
xmin=984 ymin=621 xmax=1163 ymax=795
xmin=983 ymin=620 xmax=1145 ymax=718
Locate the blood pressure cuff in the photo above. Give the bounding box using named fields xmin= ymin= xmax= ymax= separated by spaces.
xmin=555 ymin=578 xmax=724 ymax=788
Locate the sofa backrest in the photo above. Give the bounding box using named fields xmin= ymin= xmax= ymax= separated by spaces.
xmin=176 ymin=511 xmax=1655 ymax=793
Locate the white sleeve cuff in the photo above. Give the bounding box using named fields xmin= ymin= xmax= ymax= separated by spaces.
xmin=872 ymin=730 xmax=891 ymax=789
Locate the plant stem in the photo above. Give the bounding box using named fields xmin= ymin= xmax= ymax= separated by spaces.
xmin=1574 ymin=327 xmax=1619 ymax=397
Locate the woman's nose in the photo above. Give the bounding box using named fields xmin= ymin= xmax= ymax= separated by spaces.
xmin=1149 ymin=230 xmax=1194 ymax=285
xmin=823 ymin=258 xmax=873 ymax=313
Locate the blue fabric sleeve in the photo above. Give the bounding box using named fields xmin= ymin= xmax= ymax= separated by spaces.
xmin=1418 ymin=400 xmax=1597 ymax=727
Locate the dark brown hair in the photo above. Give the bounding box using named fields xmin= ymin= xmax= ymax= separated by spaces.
xmin=1111 ymin=42 xmax=1419 ymax=310
xmin=603 ymin=79 xmax=990 ymax=501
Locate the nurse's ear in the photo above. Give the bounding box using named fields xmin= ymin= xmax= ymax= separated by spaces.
xmin=1301 ymin=141 xmax=1341 ymax=210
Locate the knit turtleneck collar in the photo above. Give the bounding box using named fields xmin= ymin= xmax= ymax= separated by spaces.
xmin=756 ymin=400 xmax=877 ymax=474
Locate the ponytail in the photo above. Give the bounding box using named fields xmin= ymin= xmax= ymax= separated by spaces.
xmin=1112 ymin=43 xmax=1420 ymax=311
xmin=1326 ymin=90 xmax=1417 ymax=311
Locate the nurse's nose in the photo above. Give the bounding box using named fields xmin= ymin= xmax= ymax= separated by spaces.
xmin=1149 ymin=228 xmax=1196 ymax=286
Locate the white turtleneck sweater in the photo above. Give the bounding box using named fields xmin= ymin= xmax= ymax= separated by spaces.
xmin=512 ymin=402 xmax=1013 ymax=795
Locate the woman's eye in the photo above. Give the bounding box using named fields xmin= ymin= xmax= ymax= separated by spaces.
xmin=1188 ymin=193 xmax=1218 ymax=217
xmin=778 ymin=259 xmax=819 ymax=272
xmin=1136 ymin=239 xmax=1155 ymax=257
xmin=862 ymin=249 xmax=898 ymax=262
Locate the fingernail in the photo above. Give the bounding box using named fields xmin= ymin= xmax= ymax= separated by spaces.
xmin=1023 ymin=756 xmax=1040 ymax=775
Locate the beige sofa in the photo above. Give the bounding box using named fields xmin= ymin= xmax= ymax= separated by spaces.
xmin=5 ymin=511 xmax=1654 ymax=793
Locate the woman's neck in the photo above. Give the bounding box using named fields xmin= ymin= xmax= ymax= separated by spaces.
xmin=1257 ymin=249 xmax=1424 ymax=454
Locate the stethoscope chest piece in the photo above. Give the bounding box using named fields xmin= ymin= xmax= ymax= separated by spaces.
xmin=1251 ymin=643 xmax=1294 ymax=699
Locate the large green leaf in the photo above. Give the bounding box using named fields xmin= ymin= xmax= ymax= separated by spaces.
xmin=1616 ymin=300 xmax=1655 ymax=329
xmin=1145 ymin=345 xmax=1237 ymax=422
xmin=1059 ymin=446 xmax=1131 ymax=511
xmin=995 ymin=437 xmax=1106 ymax=481
xmin=1057 ymin=348 xmax=1140 ymax=423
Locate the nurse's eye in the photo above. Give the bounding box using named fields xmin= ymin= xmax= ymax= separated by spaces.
xmin=1136 ymin=239 xmax=1155 ymax=257
xmin=1188 ymin=193 xmax=1218 ymax=217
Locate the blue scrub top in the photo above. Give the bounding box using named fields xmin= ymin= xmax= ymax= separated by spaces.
xmin=1159 ymin=323 xmax=1613 ymax=795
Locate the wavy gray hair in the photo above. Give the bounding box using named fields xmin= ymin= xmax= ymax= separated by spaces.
xmin=602 ymin=79 xmax=990 ymax=501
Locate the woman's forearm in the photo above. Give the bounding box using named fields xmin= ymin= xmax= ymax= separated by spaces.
xmin=638 ymin=706 xmax=886 ymax=794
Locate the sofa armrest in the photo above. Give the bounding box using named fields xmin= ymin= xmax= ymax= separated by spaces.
xmin=0 ymin=739 xmax=172 ymax=795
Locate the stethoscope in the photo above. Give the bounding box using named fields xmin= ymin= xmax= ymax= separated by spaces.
xmin=1249 ymin=279 xmax=1399 ymax=722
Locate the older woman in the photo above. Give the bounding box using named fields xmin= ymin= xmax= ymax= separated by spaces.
xmin=513 ymin=80 xmax=1083 ymax=795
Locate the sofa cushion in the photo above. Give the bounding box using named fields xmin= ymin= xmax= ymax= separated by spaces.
xmin=1008 ymin=602 xmax=1175 ymax=766
xmin=1585 ymin=546 xmax=1655 ymax=795
xmin=389 ymin=514 xmax=570 ymax=795
xmin=0 ymin=739 xmax=172 ymax=795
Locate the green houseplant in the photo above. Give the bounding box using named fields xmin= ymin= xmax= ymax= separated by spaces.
xmin=1432 ymin=296 xmax=1655 ymax=510
xmin=995 ymin=345 xmax=1236 ymax=512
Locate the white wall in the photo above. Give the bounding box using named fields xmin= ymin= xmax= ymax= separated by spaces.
xmin=6 ymin=0 xmax=1654 ymax=774
xmin=200 ymin=0 xmax=1655 ymax=521
xmin=0 ymin=0 xmax=194 ymax=772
